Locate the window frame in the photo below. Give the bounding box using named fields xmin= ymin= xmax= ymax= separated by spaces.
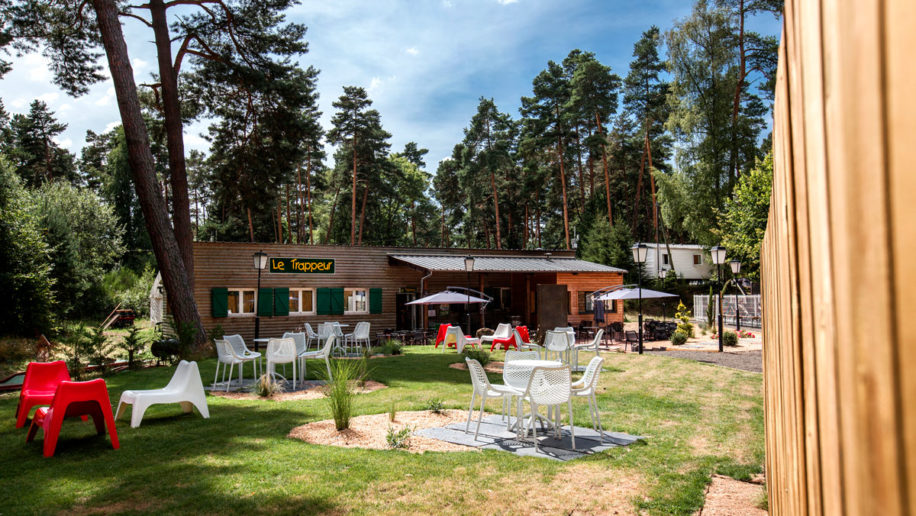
xmin=577 ymin=291 xmax=595 ymax=314
xmin=693 ymin=254 xmax=702 ymax=265
xmin=227 ymin=288 xmax=256 ymax=317
xmin=289 ymin=288 xmax=316 ymax=315
xmin=344 ymin=287 xmax=369 ymax=315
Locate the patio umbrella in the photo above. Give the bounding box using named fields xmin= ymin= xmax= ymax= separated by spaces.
xmin=594 ymin=287 xmax=678 ymax=301
xmin=405 ymin=290 xmax=489 ymax=305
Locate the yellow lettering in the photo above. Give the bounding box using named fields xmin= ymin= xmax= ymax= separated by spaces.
xmin=273 ymin=259 xmax=285 ymax=271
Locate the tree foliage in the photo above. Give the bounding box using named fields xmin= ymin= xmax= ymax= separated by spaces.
xmin=717 ymin=152 xmax=772 ymax=279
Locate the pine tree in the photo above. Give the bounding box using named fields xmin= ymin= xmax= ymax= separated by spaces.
xmin=7 ymin=100 xmax=77 ymax=187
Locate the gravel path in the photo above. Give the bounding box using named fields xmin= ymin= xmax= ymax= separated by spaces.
xmin=646 ymin=349 xmax=762 ymax=373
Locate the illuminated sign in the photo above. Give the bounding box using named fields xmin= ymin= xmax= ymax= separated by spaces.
xmin=269 ymin=257 xmax=335 ymax=274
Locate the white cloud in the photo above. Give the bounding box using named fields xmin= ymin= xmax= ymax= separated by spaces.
xmin=104 ymin=121 xmax=120 ymax=133
xmin=94 ymin=87 xmax=115 ymax=106
xmin=53 ymin=136 xmax=73 ymax=149
xmin=496 ymin=0 xmax=518 ymax=4
xmin=405 ymin=47 xmax=419 ymax=56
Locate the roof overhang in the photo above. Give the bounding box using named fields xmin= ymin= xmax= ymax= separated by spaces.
xmin=388 ymin=254 xmax=627 ymax=274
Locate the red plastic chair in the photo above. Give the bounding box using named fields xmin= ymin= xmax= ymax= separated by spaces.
xmin=16 ymin=361 xmax=71 ymax=428
xmin=491 ymin=332 xmax=519 ymax=351
xmin=26 ymin=379 xmax=120 ymax=458
xmin=517 ymin=326 xmax=531 ymax=345
xmin=434 ymin=324 xmax=451 ymax=348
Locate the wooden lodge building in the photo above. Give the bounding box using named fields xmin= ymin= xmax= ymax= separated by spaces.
xmin=184 ymin=242 xmax=626 ymax=340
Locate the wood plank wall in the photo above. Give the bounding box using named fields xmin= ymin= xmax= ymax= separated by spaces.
xmin=762 ymin=1 xmax=915 ymax=513
xmin=188 ymin=243 xmax=624 ymax=340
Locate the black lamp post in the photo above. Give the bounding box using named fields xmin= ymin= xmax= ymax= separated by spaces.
xmin=253 ymin=250 xmax=268 ymax=347
xmin=464 ymin=256 xmax=475 ymax=335
xmin=729 ymin=260 xmax=742 ymax=332
xmin=631 ymin=243 xmax=648 ymax=354
xmin=711 ymin=245 xmax=727 ymax=352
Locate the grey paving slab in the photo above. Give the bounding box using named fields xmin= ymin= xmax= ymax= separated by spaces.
xmin=414 ymin=426 xmax=501 ymax=447
xmin=445 ymin=421 xmax=519 ymax=440
xmin=482 ymin=438 xmax=585 ymax=461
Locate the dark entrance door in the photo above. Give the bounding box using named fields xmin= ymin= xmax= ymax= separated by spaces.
xmin=536 ymin=284 xmax=569 ymax=332
xmin=396 ymin=292 xmax=416 ymax=330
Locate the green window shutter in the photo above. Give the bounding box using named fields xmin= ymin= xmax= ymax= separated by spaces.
xmin=369 ymin=288 xmax=383 ymax=314
xmin=316 ymin=288 xmax=331 ymax=315
xmin=211 ymin=287 xmax=228 ymax=318
xmin=273 ymin=287 xmax=290 ymax=316
xmin=257 ymin=288 xmax=274 ymax=316
xmin=330 ymin=287 xmax=345 ymax=315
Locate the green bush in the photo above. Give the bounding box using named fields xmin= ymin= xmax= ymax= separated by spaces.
xmin=369 ymin=339 xmax=402 ymax=356
xmin=461 ymin=347 xmax=491 ymax=366
xmin=674 ymin=301 xmax=694 ymax=337
xmin=102 ymin=265 xmax=156 ymax=317
xmin=723 ymin=331 xmax=739 ymax=347
xmin=424 ymin=397 xmax=445 ymax=414
xmin=320 ymin=359 xmax=365 ymax=431
xmin=385 ymin=425 xmax=411 ymax=449
xmin=671 ymin=329 xmax=688 ymax=346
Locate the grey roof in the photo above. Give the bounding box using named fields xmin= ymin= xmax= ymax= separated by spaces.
xmin=389 ymin=254 xmax=627 ymax=273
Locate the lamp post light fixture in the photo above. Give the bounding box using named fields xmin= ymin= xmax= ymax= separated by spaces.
xmin=631 ymin=243 xmax=649 ymax=354
xmin=710 ymin=245 xmax=727 ymax=352
xmin=253 ymin=250 xmax=268 ymax=347
xmin=464 ymin=256 xmax=475 ymax=335
xmin=729 ymin=259 xmax=742 ymax=332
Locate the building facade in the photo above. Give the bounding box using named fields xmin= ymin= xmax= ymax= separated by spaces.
xmin=177 ymin=243 xmax=626 ymax=340
xmin=642 ymin=243 xmax=715 ymax=281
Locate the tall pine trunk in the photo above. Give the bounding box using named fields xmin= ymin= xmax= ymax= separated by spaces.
xmin=357 ymin=185 xmax=368 ymax=246
xmin=555 ymin=107 xmax=571 ymax=249
xmin=489 ymin=170 xmax=502 ymax=250
xmin=350 ymin=139 xmax=357 ymax=245
xmin=149 ymin=0 xmax=193 ymax=285
xmin=306 ymin=150 xmax=314 ymax=243
xmin=92 ymin=0 xmax=204 ymax=349
xmin=595 ymin=111 xmax=613 ymax=226
xmin=325 ymin=182 xmax=340 ymax=244
xmin=729 ymin=0 xmax=746 ymax=192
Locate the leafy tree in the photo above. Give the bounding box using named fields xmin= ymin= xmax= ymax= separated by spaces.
xmin=717 ymin=152 xmax=772 ymax=279
xmin=31 ymin=180 xmax=125 ymax=318
xmin=5 ymin=100 xmax=77 ymax=187
xmin=0 ymin=158 xmax=54 ymax=335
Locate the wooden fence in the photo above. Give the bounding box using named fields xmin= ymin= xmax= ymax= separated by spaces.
xmin=761 ymin=0 xmax=915 ymax=513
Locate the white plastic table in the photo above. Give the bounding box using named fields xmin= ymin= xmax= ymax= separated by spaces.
xmin=503 ymin=359 xmax=563 ymax=433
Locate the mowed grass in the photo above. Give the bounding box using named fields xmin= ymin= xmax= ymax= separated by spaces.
xmin=0 ymin=346 xmax=763 ymax=515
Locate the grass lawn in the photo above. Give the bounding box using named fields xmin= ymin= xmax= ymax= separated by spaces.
xmin=0 ymin=346 xmax=763 ymax=515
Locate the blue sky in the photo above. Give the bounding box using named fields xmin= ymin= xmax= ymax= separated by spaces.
xmin=0 ymin=0 xmax=782 ymax=170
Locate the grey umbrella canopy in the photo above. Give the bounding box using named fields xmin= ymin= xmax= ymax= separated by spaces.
xmin=594 ymin=287 xmax=678 ymax=301
xmin=405 ymin=290 xmax=489 ymax=305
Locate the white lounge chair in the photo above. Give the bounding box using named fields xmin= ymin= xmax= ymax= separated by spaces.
xmin=480 ymin=323 xmax=511 ymax=346
xmin=299 ymin=334 xmax=336 ymax=382
xmin=444 ymin=326 xmax=479 ymax=353
xmin=116 ymin=360 xmax=209 ymax=428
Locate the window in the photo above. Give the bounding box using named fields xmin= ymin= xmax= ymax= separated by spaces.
xmin=289 ymin=288 xmax=315 ymax=315
xmin=606 ymin=300 xmax=617 ymax=313
xmin=345 ymin=288 xmax=368 ymax=314
xmin=577 ymin=291 xmax=595 ymax=314
xmin=662 ymin=253 xmax=670 ymax=265
xmin=498 ymin=287 xmax=511 ymax=310
xmin=227 ymin=288 xmax=256 ymax=316
xmin=693 ymin=254 xmax=702 ymax=265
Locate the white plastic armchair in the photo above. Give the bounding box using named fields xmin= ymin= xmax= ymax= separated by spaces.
xmin=571 ymin=356 xmax=606 ymax=441
xmin=117 ymin=360 xmax=209 ymax=428
xmin=213 ymin=339 xmax=244 ymax=391
xmin=304 ymin=323 xmax=319 ymax=349
xmin=350 ymin=322 xmax=371 ymax=353
xmin=571 ymin=329 xmax=603 ymax=371
xmin=224 ymin=334 xmax=261 ymax=379
xmin=517 ymin=365 xmax=575 ymax=452
xmin=283 ymin=332 xmax=308 ymax=356
xmin=465 ymin=358 xmax=521 ymax=439
xmin=299 ymin=334 xmax=336 ymax=381
xmin=267 ymin=338 xmax=298 ymax=389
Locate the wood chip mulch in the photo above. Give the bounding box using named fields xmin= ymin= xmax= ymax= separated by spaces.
xmin=448 ymin=361 xmax=504 ymax=374
xmin=208 ymin=380 xmax=387 ymax=401
xmin=698 ymin=475 xmax=766 ymax=516
xmin=288 ymin=410 xmax=476 ymax=453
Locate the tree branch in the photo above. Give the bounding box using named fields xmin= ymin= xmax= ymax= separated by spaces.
xmin=118 ymin=11 xmax=153 ymax=28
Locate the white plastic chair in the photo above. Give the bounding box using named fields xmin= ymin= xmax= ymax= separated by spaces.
xmin=505 ymin=350 xmax=540 ymax=362
xmin=517 ymin=329 xmax=544 ymax=355
xmin=283 ymin=332 xmax=307 ymax=356
xmin=480 ymin=323 xmax=511 ymax=346
xmin=465 ymin=358 xmax=521 ymax=439
xmin=224 ymin=334 xmax=261 ymax=379
xmin=304 ymin=323 xmax=319 ymax=350
xmin=544 ymin=330 xmax=571 ymax=364
xmin=267 ymin=338 xmax=298 ymax=389
xmin=571 ymin=329 xmax=603 ymax=370
xmin=213 ymin=339 xmax=245 ymax=391
xmin=571 ymin=356 xmax=606 ymax=440
xmin=517 ymin=365 xmax=575 ymax=452
xmin=116 ymin=360 xmax=209 ymax=428
xmin=299 ymin=334 xmax=336 ymax=381
xmin=330 ymin=323 xmax=347 ymax=355
xmin=348 ymin=322 xmax=371 ymax=354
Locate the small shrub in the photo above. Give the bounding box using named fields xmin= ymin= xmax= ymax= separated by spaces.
xmin=86 ymin=326 xmax=115 ymax=374
xmin=424 ymin=397 xmax=445 ymax=414
xmin=670 ymin=329 xmax=688 ymax=346
xmin=209 ymin=324 xmax=225 ymax=343
xmin=253 ymin=374 xmax=285 ymax=398
xmin=118 ymin=326 xmax=146 ymax=370
xmin=386 ymin=425 xmax=411 ymax=449
xmin=320 ymin=359 xmax=364 ymax=431
xmin=706 ymin=287 xmax=716 ymax=329
xmin=461 ymin=348 xmax=491 ymax=366
xmin=723 ymin=331 xmax=739 ymax=347
xmin=389 ymin=401 xmax=397 ymax=422
xmin=369 ymin=339 xmax=402 ymax=356
xmin=674 ymin=301 xmax=694 ymax=337
xmin=62 ymin=324 xmax=89 ymax=379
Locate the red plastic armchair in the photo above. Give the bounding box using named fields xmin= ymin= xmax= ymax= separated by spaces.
xmin=16 ymin=361 xmax=71 ymax=428
xmin=434 ymin=324 xmax=451 ymax=348
xmin=26 ymin=379 xmax=120 ymax=458
xmin=491 ymin=332 xmax=519 ymax=351
xmin=516 ymin=326 xmax=531 ymax=345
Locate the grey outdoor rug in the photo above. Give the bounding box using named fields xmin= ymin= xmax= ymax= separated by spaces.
xmin=414 ymin=414 xmax=644 ymax=461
